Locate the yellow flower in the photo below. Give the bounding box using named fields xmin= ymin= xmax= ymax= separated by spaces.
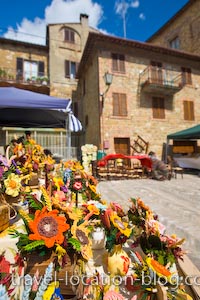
xmin=4 ymin=173 xmax=21 ymax=197
xmin=87 ymin=204 xmax=100 ymax=215
xmin=67 ymin=207 xmax=83 ymax=221
xmin=53 ymin=177 xmax=64 ymax=190
xmin=88 ymin=184 xmax=97 ymax=193
xmin=43 ymin=281 xmax=59 ymax=300
xmin=55 ymin=244 xmax=66 ymax=260
xmin=110 ymin=212 xmax=132 ymax=237
xmin=71 ymin=220 xmax=92 ymax=260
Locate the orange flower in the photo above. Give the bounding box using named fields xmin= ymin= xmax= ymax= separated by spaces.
xmin=28 ymin=206 xmax=69 ymax=248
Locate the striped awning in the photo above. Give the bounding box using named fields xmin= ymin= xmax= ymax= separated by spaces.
xmin=65 ymin=100 xmax=82 ymax=132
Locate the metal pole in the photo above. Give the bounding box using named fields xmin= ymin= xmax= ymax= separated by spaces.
xmin=66 ymin=113 xmax=71 ymax=159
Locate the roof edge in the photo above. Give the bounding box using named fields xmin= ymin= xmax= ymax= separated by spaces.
xmin=146 ymin=0 xmax=195 ymax=42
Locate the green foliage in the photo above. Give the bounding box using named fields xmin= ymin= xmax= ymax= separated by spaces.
xmin=68 ymin=237 xmax=81 ymax=252
xmin=23 ymin=240 xmax=45 ymax=252
xmin=105 ymin=228 xmax=118 ymax=252
xmin=26 ymin=194 xmax=44 ymax=210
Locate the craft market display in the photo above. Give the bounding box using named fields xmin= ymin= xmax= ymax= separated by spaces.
xmin=0 ymin=138 xmax=199 ymax=300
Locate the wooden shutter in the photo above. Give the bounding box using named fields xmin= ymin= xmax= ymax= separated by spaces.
xmin=70 ymin=30 xmax=75 ymax=43
xmin=112 ymin=53 xmax=118 ymax=71
xmin=119 ymin=54 xmax=125 ymax=72
xmin=113 ymin=93 xmax=127 ymax=116
xmin=65 ymin=60 xmax=70 ymax=78
xmin=38 ymin=61 xmax=44 ymax=77
xmin=64 ymin=29 xmax=75 ymax=43
xmin=181 ymin=67 xmax=192 ymax=85
xmin=151 ymin=61 xmax=162 ymax=84
xmin=16 ymin=57 xmax=23 ymax=80
xmin=152 ymin=97 xmax=165 ymax=119
xmin=64 ymin=29 xmax=69 ymax=41
xmin=183 ymin=100 xmax=194 ymax=120
xmin=112 ymin=53 xmax=125 ymax=72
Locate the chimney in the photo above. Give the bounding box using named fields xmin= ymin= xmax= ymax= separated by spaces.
xmin=80 ymin=13 xmax=89 ymax=26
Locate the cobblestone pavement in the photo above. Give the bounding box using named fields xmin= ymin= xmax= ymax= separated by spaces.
xmin=97 ymin=173 xmax=200 ymax=270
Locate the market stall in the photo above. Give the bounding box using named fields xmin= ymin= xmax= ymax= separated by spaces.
xmin=0 ymin=87 xmax=82 ymax=158
xmin=166 ymin=124 xmax=200 ymax=169
xmin=0 ymin=138 xmax=200 ymax=300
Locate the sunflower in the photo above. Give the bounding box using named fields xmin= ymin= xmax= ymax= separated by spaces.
xmin=110 ymin=212 xmax=132 ymax=237
xmin=4 ymin=172 xmax=21 ymax=197
xmin=70 ymin=220 xmax=92 ymax=260
xmin=28 ymin=206 xmax=70 ymax=248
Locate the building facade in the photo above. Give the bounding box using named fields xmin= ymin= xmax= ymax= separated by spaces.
xmin=77 ymin=32 xmax=200 ymax=158
xmin=47 ymin=14 xmax=99 ymax=102
xmin=0 ymin=37 xmax=49 ymax=94
xmin=147 ymin=0 xmax=200 ymax=55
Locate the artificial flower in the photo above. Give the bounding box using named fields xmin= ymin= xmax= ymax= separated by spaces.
xmin=70 ymin=220 xmax=92 ymax=260
xmin=4 ymin=172 xmax=21 ymax=197
xmin=110 ymin=212 xmax=132 ymax=237
xmin=146 ymin=257 xmax=172 ymax=280
xmin=103 ymin=289 xmax=125 ymax=300
xmin=28 ymin=206 xmax=70 ymax=248
xmin=67 ymin=207 xmax=83 ymax=221
xmin=55 ymin=244 xmax=66 ymax=260
xmin=53 ymin=177 xmax=64 ymax=191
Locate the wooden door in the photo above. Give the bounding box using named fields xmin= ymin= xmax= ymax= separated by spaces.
xmin=114 ymin=138 xmax=130 ymax=155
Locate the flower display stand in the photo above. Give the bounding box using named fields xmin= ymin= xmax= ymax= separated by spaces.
xmin=25 ymin=251 xmax=77 ymax=298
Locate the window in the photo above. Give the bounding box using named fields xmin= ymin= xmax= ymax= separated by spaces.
xmin=65 ymin=60 xmax=78 ymax=78
xmin=152 ymin=97 xmax=165 ymax=119
xmin=183 ymin=100 xmax=194 ymax=120
xmin=169 ymin=36 xmax=180 ymax=49
xmin=16 ymin=58 xmax=45 ymax=81
xmin=181 ymin=67 xmax=192 ymax=85
xmin=112 ymin=53 xmax=125 ymax=73
xmin=64 ymin=28 xmax=75 ymax=43
xmin=113 ymin=93 xmax=127 ymax=116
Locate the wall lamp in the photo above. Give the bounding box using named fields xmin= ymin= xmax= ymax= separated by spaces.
xmin=100 ymin=72 xmax=113 ymax=108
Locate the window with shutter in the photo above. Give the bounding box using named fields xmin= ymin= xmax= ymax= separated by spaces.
xmin=38 ymin=61 xmax=45 ymax=77
xmin=112 ymin=53 xmax=125 ymax=73
xmin=181 ymin=67 xmax=192 ymax=85
xmin=16 ymin=57 xmax=23 ymax=80
xmin=152 ymin=97 xmax=165 ymax=119
xmin=65 ymin=60 xmax=77 ymax=78
xmin=183 ymin=100 xmax=194 ymax=120
xmin=64 ymin=28 xmax=75 ymax=43
xmin=113 ymin=93 xmax=127 ymax=116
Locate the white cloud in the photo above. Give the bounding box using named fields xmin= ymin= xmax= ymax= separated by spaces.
xmin=139 ymin=12 xmax=146 ymax=20
xmin=115 ymin=1 xmax=129 ymax=16
xmin=115 ymin=0 xmax=139 ymax=18
xmin=131 ymin=0 xmax=139 ymax=8
xmin=3 ymin=0 xmax=103 ymax=45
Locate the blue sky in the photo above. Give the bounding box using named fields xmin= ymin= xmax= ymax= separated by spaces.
xmin=0 ymin=0 xmax=189 ymax=45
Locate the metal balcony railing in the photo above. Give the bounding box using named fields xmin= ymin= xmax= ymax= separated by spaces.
xmin=139 ymin=66 xmax=183 ymax=95
xmin=0 ymin=67 xmax=49 ymax=86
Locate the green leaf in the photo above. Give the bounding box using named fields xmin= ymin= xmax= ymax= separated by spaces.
xmin=23 ymin=240 xmax=45 ymax=251
xmin=68 ymin=237 xmax=81 ymax=251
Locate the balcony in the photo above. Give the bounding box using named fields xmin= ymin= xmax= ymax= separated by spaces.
xmin=139 ymin=66 xmax=183 ymax=96
xmin=0 ymin=67 xmax=50 ymax=93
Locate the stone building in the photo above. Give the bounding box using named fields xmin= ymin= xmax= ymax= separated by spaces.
xmin=0 ymin=14 xmax=98 ymax=157
xmin=147 ymin=0 xmax=200 ymax=55
xmin=0 ymin=37 xmax=49 ymax=94
xmin=77 ymin=32 xmax=200 ymax=158
xmin=47 ymin=13 xmax=99 ymax=101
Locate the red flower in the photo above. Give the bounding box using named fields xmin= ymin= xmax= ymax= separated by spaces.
xmin=73 ymin=181 xmax=83 ymax=191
